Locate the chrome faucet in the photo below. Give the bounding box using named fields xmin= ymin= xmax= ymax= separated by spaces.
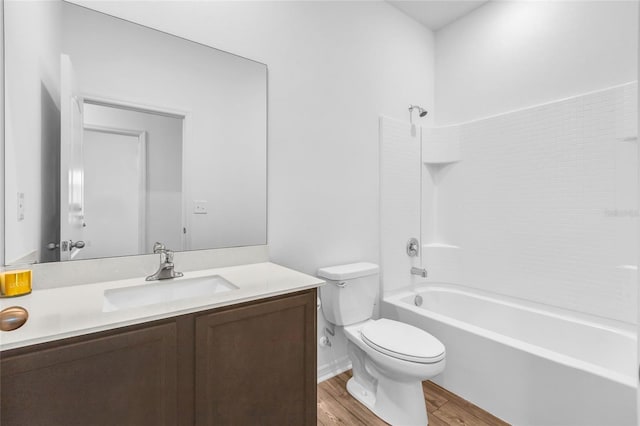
xmin=410 ymin=267 xmax=428 ymax=278
xmin=146 ymin=242 xmax=184 ymax=281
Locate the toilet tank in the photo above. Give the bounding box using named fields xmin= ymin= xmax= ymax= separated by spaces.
xmin=317 ymin=262 xmax=380 ymax=326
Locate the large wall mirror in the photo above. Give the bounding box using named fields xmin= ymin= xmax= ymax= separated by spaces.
xmin=3 ymin=1 xmax=267 ymax=265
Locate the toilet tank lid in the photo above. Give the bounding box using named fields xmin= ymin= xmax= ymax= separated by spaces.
xmin=317 ymin=262 xmax=379 ymax=280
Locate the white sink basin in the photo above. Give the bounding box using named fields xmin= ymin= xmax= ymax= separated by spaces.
xmin=102 ymin=275 xmax=238 ymax=312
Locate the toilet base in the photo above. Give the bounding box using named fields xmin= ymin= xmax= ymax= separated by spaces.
xmin=346 ymin=376 xmax=377 ymax=412
xmin=346 ymin=375 xmax=430 ymax=426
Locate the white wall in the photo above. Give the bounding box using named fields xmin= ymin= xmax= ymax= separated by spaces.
xmin=1 ymin=1 xmax=5 ymax=267
xmin=436 ymin=0 xmax=638 ymax=125
xmin=4 ymin=1 xmax=61 ymax=264
xmin=0 ymin=0 xmax=5 ymax=265
xmin=68 ymin=0 xmax=436 ymax=378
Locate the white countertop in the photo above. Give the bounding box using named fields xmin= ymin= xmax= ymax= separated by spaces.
xmin=0 ymin=262 xmax=324 ymax=351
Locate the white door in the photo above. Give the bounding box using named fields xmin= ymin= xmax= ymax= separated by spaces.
xmin=59 ymin=54 xmax=85 ymax=260
xmin=75 ymin=127 xmax=146 ymax=260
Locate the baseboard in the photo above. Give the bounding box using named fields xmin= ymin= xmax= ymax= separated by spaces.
xmin=317 ymin=356 xmax=351 ymax=383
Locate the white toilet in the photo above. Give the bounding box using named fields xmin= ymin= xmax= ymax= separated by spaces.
xmin=318 ymin=262 xmax=445 ymax=426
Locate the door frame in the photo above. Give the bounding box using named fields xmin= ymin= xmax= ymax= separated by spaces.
xmin=60 ymin=54 xmax=86 ymax=261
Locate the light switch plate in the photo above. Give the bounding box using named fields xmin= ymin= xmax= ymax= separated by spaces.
xmin=17 ymin=192 xmax=25 ymax=221
xmin=193 ymin=200 xmax=208 ymax=214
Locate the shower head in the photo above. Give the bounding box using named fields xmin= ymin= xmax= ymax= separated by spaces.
xmin=408 ymin=105 xmax=428 ymax=119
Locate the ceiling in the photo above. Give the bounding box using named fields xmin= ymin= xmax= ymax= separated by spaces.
xmin=387 ymin=0 xmax=489 ymax=31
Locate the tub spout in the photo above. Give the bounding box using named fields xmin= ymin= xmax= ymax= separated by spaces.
xmin=410 ymin=267 xmax=427 ymax=278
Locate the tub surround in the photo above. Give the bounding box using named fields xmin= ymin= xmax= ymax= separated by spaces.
xmin=420 ymin=82 xmax=638 ymax=324
xmin=0 ymin=261 xmax=324 ymax=351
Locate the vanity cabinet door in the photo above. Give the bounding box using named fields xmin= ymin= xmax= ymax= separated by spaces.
xmin=194 ymin=289 xmax=317 ymax=426
xmin=0 ymin=322 xmax=177 ymax=426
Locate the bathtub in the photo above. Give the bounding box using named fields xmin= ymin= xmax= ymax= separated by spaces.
xmin=381 ymin=284 xmax=637 ymax=426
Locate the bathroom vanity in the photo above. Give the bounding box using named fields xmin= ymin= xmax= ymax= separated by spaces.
xmin=0 ymin=262 xmax=321 ymax=426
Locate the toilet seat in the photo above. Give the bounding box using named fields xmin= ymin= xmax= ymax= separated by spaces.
xmin=361 ymin=319 xmax=445 ymax=364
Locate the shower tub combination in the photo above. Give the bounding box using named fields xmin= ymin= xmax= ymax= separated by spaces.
xmin=381 ymin=284 xmax=637 ymax=426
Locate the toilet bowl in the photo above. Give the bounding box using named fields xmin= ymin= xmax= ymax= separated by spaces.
xmin=317 ymin=262 xmax=446 ymax=426
xmin=343 ymin=319 xmax=445 ymax=425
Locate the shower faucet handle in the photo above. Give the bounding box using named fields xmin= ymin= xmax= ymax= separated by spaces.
xmin=406 ymin=238 xmax=420 ymax=257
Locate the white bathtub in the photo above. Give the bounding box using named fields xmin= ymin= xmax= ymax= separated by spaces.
xmin=381 ymin=284 xmax=637 ymax=426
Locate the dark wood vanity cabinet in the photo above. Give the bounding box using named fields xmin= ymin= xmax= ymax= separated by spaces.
xmin=0 ymin=289 xmax=317 ymax=426
xmin=194 ymin=290 xmax=317 ymax=425
xmin=0 ymin=322 xmax=178 ymax=425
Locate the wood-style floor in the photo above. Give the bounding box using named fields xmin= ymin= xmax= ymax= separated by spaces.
xmin=318 ymin=371 xmax=510 ymax=426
